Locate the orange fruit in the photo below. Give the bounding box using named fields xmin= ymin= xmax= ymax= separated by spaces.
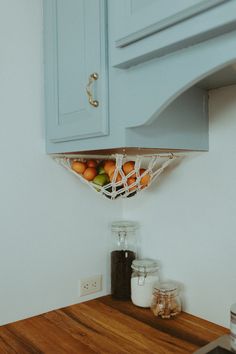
xmin=107 ymin=165 xmax=116 ymax=177
xmin=83 ymin=167 xmax=97 ymax=181
xmin=87 ymin=159 xmax=97 ymax=168
xmin=123 ymin=161 xmax=135 ymax=176
xmin=139 ymin=168 xmax=146 ymax=176
xmin=71 ymin=161 xmax=87 ymax=174
xmin=139 ymin=169 xmax=151 ymax=187
xmin=127 ymin=177 xmax=137 ymax=191
xmin=104 ymin=160 xmax=116 ymax=174
xmin=109 ymin=171 xmax=122 ymax=183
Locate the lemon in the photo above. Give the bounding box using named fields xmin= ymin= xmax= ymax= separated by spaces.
xmin=93 ymin=173 xmax=109 ymax=186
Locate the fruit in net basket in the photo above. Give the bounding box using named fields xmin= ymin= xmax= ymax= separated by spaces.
xmin=93 ymin=174 xmax=109 ymax=186
xmin=83 ymin=167 xmax=97 ymax=181
xmin=87 ymin=159 xmax=97 ymax=168
xmin=109 ymin=171 xmax=122 ymax=183
xmin=97 ymin=164 xmax=106 ymax=174
xmin=139 ymin=168 xmax=151 ymax=187
xmin=123 ymin=161 xmax=135 ymax=176
xmin=127 ymin=177 xmax=137 ymax=191
xmin=107 ymin=165 xmax=116 ymax=178
xmin=71 ymin=161 xmax=87 ymax=174
xmin=104 ymin=185 xmax=125 ymax=199
xmin=104 ymin=160 xmax=116 ymax=174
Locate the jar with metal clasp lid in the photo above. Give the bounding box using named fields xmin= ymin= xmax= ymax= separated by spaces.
xmin=111 ymin=221 xmax=138 ymax=300
xmin=151 ymin=281 xmax=181 ymax=318
xmin=131 ymin=259 xmax=160 ymax=308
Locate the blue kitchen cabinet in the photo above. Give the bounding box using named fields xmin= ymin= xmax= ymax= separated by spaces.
xmin=44 ymin=0 xmax=108 ymax=146
xmin=44 ymin=0 xmax=236 ymax=154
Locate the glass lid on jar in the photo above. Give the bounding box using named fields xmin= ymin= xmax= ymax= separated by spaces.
xmin=231 ymin=303 xmax=236 ymax=315
xmin=131 ymin=259 xmax=159 ymax=272
xmin=111 ymin=221 xmax=138 ymax=233
xmin=154 ymin=281 xmax=178 ymax=294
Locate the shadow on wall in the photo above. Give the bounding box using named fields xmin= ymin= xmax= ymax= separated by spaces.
xmin=147 ymin=155 xmax=185 ymax=193
xmin=208 ymin=84 xmax=236 ymax=126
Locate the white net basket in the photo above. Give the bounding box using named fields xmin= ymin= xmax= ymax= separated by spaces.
xmin=54 ymin=153 xmax=177 ymax=200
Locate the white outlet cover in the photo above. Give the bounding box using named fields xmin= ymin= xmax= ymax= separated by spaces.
xmin=80 ymin=275 xmax=102 ymax=297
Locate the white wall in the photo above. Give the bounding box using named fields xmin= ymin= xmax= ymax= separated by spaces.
xmin=0 ymin=0 xmax=122 ymax=326
xmin=123 ymin=85 xmax=236 ymax=328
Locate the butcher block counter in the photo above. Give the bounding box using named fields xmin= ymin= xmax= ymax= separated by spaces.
xmin=0 ymin=296 xmax=228 ymax=353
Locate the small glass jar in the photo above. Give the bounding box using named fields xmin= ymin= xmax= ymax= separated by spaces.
xmin=230 ymin=303 xmax=236 ymax=351
xmin=131 ymin=259 xmax=159 ymax=308
xmin=111 ymin=221 xmax=138 ymax=300
xmin=151 ymin=281 xmax=181 ymax=319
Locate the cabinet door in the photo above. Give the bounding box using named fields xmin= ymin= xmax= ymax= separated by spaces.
xmin=112 ymin=0 xmax=228 ymax=48
xmin=44 ymin=0 xmax=108 ymax=143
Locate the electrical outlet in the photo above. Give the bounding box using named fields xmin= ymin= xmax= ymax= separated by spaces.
xmin=80 ymin=275 xmax=102 ymax=296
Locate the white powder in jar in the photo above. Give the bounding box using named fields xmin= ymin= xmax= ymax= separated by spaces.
xmin=131 ymin=275 xmax=159 ymax=308
xmin=231 ymin=322 xmax=236 ymax=338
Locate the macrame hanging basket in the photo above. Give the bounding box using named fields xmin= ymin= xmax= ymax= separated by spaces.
xmin=54 ymin=153 xmax=177 ymax=200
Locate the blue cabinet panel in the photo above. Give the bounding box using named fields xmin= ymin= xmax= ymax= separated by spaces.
xmin=44 ymin=0 xmax=108 ymax=144
xmin=109 ymin=0 xmax=236 ymax=69
xmin=112 ymin=0 xmax=227 ymax=48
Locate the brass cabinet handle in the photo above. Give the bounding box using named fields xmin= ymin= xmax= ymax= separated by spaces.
xmin=86 ymin=72 xmax=99 ymax=108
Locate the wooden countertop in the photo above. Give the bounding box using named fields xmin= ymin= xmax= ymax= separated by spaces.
xmin=0 ymin=296 xmax=228 ymax=353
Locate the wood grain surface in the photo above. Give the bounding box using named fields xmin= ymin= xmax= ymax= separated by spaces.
xmin=0 ymin=296 xmax=228 ymax=354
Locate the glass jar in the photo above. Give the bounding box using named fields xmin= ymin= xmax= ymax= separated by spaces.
xmin=131 ymin=259 xmax=160 ymax=308
xmin=230 ymin=303 xmax=236 ymax=351
xmin=151 ymin=281 xmax=181 ymax=319
xmin=111 ymin=221 xmax=138 ymax=300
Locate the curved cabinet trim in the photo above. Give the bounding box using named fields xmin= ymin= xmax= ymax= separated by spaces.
xmin=122 ymin=29 xmax=236 ymax=129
